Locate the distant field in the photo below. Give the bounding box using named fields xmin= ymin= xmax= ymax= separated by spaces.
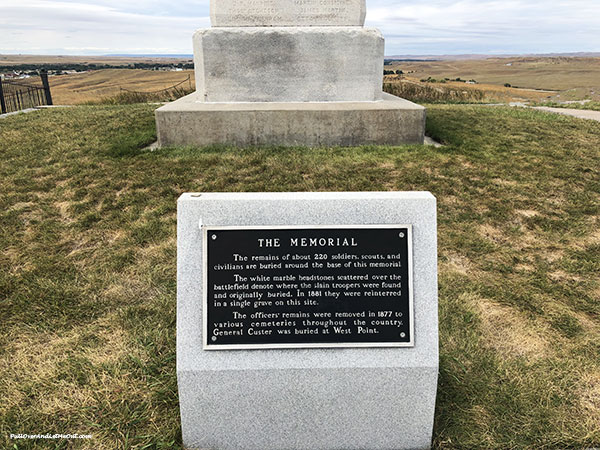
xmin=4 ymin=54 xmax=600 ymax=105
xmin=49 ymin=68 xmax=568 ymax=106
xmin=0 ymin=54 xmax=191 ymax=66
xmin=47 ymin=69 xmax=195 ymax=104
xmin=388 ymin=57 xmax=600 ymax=101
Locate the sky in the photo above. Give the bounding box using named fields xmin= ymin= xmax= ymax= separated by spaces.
xmin=1 ymin=0 xmax=599 ymax=56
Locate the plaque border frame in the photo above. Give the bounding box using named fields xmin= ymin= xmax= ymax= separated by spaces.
xmin=202 ymin=224 xmax=414 ymax=350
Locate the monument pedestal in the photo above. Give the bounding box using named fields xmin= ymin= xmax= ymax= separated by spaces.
xmin=155 ymin=0 xmax=427 ymax=148
xmin=156 ymin=93 xmax=425 ymax=147
xmin=192 ymin=27 xmax=385 ymax=103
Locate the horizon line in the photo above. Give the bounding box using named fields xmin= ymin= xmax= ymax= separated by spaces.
xmin=1 ymin=51 xmax=599 ymax=59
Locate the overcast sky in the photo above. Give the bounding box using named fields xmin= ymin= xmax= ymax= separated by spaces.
xmin=1 ymin=0 xmax=599 ymax=56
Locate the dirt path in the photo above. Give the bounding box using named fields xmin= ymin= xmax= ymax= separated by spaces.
xmin=532 ymin=106 xmax=600 ymax=122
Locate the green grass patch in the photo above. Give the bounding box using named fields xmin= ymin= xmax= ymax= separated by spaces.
xmin=1 ymin=104 xmax=599 ymax=449
xmin=534 ymin=101 xmax=600 ymax=112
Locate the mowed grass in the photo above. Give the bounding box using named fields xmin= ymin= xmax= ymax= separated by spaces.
xmin=1 ymin=104 xmax=599 ymax=449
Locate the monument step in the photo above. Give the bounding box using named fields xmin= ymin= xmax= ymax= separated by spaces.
xmin=156 ymin=93 xmax=426 ymax=147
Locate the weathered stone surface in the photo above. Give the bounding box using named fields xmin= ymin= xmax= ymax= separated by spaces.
xmin=193 ymin=27 xmax=384 ymax=102
xmin=211 ymin=0 xmax=366 ymax=27
xmin=156 ymin=92 xmax=426 ymax=147
xmin=177 ymin=191 xmax=439 ymax=449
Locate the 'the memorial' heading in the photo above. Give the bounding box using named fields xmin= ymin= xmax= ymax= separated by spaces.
xmin=258 ymin=237 xmax=358 ymax=248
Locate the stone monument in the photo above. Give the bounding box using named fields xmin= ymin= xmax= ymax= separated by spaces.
xmin=156 ymin=0 xmax=426 ymax=147
xmin=177 ymin=192 xmax=439 ymax=449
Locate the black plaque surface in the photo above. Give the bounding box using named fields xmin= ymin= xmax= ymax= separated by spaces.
xmin=203 ymin=225 xmax=413 ymax=350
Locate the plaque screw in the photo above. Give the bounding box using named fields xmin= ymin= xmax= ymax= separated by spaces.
xmin=212 ymin=234 xmax=217 ymax=240
xmin=399 ymin=232 xmax=405 ymax=238
xmin=211 ymin=336 xmax=217 ymax=342
xmin=400 ymin=332 xmax=406 ymax=338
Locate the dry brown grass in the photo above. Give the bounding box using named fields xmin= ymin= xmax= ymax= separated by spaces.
xmin=389 ymin=57 xmax=600 ymax=99
xmin=0 ymin=54 xmax=190 ymax=66
xmin=385 ymin=75 xmax=558 ymax=103
xmin=475 ymin=297 xmax=553 ymax=360
xmin=48 ymin=69 xmax=195 ymax=104
xmin=578 ymin=372 xmax=600 ymax=426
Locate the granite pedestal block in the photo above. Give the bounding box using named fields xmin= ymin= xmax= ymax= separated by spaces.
xmin=156 ymin=92 xmax=425 ymax=147
xmin=193 ymin=27 xmax=383 ymax=103
xmin=177 ymin=192 xmax=439 ymax=450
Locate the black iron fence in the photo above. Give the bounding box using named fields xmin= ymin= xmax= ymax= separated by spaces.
xmin=0 ymin=71 xmax=53 ymax=114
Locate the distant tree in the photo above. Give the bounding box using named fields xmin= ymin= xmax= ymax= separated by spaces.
xmin=504 ymin=83 xmax=512 ymax=87
xmin=395 ymin=69 xmax=404 ymax=75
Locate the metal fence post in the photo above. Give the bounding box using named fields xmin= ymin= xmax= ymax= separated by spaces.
xmin=0 ymin=78 xmax=6 ymax=114
xmin=40 ymin=70 xmax=53 ymax=106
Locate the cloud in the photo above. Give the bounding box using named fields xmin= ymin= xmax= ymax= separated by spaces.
xmin=368 ymin=0 xmax=600 ymax=54
xmin=1 ymin=0 xmax=209 ymax=54
xmin=0 ymin=0 xmax=598 ymax=55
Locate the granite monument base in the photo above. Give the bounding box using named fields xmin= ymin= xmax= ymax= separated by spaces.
xmin=156 ymin=93 xmax=426 ymax=148
xmin=177 ymin=192 xmax=438 ymax=449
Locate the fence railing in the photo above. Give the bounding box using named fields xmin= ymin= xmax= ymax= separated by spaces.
xmin=0 ymin=71 xmax=53 ymax=114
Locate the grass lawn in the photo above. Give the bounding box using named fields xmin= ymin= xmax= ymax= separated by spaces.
xmin=1 ymin=104 xmax=599 ymax=449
